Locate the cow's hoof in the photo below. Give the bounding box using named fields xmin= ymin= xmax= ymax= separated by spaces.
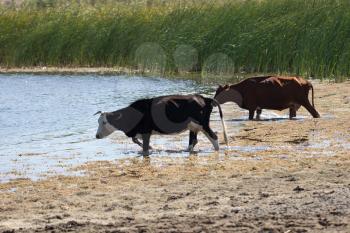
xmin=142 ymin=151 xmax=150 ymax=157
xmin=189 ymin=151 xmax=198 ymax=156
xmin=187 ymin=145 xmax=195 ymax=152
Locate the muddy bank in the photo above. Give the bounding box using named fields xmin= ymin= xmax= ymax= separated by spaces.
xmin=0 ymin=67 xmax=199 ymax=78
xmin=0 ymin=66 xmax=140 ymax=76
xmin=0 ymin=81 xmax=349 ymax=232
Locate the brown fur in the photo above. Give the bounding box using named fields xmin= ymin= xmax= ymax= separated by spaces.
xmin=214 ymin=76 xmax=320 ymax=120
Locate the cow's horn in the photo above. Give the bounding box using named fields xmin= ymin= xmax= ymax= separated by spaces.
xmin=93 ymin=111 xmax=102 ymax=116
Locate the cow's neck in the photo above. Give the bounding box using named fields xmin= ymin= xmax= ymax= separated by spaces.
xmin=107 ymin=110 xmax=127 ymax=132
xmin=107 ymin=108 xmax=142 ymax=135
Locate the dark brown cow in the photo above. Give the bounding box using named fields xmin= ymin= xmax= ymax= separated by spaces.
xmin=214 ymin=76 xmax=320 ymax=120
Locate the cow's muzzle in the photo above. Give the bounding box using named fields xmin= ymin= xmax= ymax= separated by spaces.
xmin=96 ymin=134 xmax=101 ymax=139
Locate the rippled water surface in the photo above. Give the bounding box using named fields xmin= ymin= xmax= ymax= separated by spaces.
xmin=0 ymin=74 xmax=215 ymax=182
xmin=1 ymin=74 xmax=325 ymax=183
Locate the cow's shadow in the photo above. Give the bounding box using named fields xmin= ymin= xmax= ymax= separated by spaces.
xmin=153 ymin=149 xmax=206 ymax=155
xmin=211 ymin=117 xmax=290 ymax=122
xmin=136 ymin=149 xmax=214 ymax=157
xmin=225 ymin=117 xmax=305 ymax=122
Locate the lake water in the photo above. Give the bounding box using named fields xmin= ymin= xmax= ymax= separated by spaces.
xmin=0 ymin=74 xmax=221 ymax=182
xmin=1 ymin=74 xmax=312 ymax=183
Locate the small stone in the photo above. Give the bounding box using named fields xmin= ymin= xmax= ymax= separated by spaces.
xmin=293 ymin=186 xmax=305 ymax=192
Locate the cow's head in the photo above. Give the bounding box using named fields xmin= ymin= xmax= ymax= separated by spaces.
xmin=94 ymin=111 xmax=121 ymax=139
xmin=214 ymin=84 xmax=229 ymax=99
xmin=214 ymin=84 xmax=243 ymax=107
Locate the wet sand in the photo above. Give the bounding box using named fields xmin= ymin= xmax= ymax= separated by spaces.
xmin=0 ymin=80 xmax=350 ymax=233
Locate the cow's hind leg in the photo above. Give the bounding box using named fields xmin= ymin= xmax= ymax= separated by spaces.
xmin=256 ymin=108 xmax=262 ymax=120
xmin=132 ymin=137 xmax=153 ymax=149
xmin=203 ymin=126 xmax=219 ymax=151
xmin=142 ymin=134 xmax=151 ymax=156
xmin=301 ymin=100 xmax=320 ymax=118
xmin=289 ymin=107 xmax=296 ymax=119
xmin=187 ymin=131 xmax=198 ymax=152
xmin=132 ymin=137 xmax=143 ymax=148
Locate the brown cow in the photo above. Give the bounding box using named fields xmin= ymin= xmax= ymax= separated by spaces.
xmin=214 ymin=76 xmax=320 ymax=120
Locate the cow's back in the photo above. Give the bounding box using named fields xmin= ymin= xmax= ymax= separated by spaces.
xmin=256 ymin=76 xmax=309 ymax=110
xmin=153 ymin=95 xmax=211 ymax=124
xmin=127 ymin=95 xmax=212 ymax=135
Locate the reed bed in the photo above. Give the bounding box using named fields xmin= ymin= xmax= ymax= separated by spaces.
xmin=0 ymin=0 xmax=349 ymax=80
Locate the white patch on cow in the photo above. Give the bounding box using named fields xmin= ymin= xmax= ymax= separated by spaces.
xmin=96 ymin=114 xmax=117 ymax=139
xmin=151 ymin=130 xmax=163 ymax=135
xmin=187 ymin=122 xmax=203 ymax=132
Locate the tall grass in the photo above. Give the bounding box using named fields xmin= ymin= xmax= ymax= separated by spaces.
xmin=1 ymin=0 xmax=350 ymax=79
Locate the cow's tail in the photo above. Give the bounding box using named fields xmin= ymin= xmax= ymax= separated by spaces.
xmin=212 ymin=99 xmax=228 ymax=145
xmin=309 ymin=82 xmax=315 ymax=107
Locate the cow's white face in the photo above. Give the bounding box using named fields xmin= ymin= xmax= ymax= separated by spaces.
xmin=95 ymin=113 xmax=116 ymax=139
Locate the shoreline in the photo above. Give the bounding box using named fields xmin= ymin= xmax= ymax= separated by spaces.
xmin=1 ymin=148 xmax=349 ymax=232
xmin=0 ymin=66 xmax=207 ymax=82
xmin=0 ymin=67 xmax=348 ymax=83
xmin=0 ymin=66 xmax=143 ymax=76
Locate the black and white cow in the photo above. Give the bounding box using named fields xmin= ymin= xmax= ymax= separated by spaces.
xmin=95 ymin=94 xmax=228 ymax=156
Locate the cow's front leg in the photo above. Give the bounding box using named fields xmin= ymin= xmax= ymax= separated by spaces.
xmin=132 ymin=137 xmax=143 ymax=148
xmin=187 ymin=131 xmax=198 ymax=152
xmin=142 ymin=134 xmax=151 ymax=156
xmin=203 ymin=126 xmax=219 ymax=151
xmin=248 ymin=109 xmax=255 ymax=120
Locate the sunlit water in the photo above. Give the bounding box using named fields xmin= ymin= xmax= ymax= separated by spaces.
xmin=0 ymin=74 xmax=225 ymax=182
xmin=0 ymin=74 xmax=328 ymax=182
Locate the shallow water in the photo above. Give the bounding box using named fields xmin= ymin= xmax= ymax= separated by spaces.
xmin=0 ymin=74 xmax=333 ymax=182
xmin=0 ymin=74 xmax=218 ymax=182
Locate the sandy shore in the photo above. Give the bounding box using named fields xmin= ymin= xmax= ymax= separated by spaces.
xmin=0 ymin=80 xmax=349 ymax=233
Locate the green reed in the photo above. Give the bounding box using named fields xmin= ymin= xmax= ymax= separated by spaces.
xmin=0 ymin=0 xmax=350 ymax=80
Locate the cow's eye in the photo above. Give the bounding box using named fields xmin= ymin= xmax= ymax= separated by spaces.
xmin=103 ymin=121 xmax=107 ymax=125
